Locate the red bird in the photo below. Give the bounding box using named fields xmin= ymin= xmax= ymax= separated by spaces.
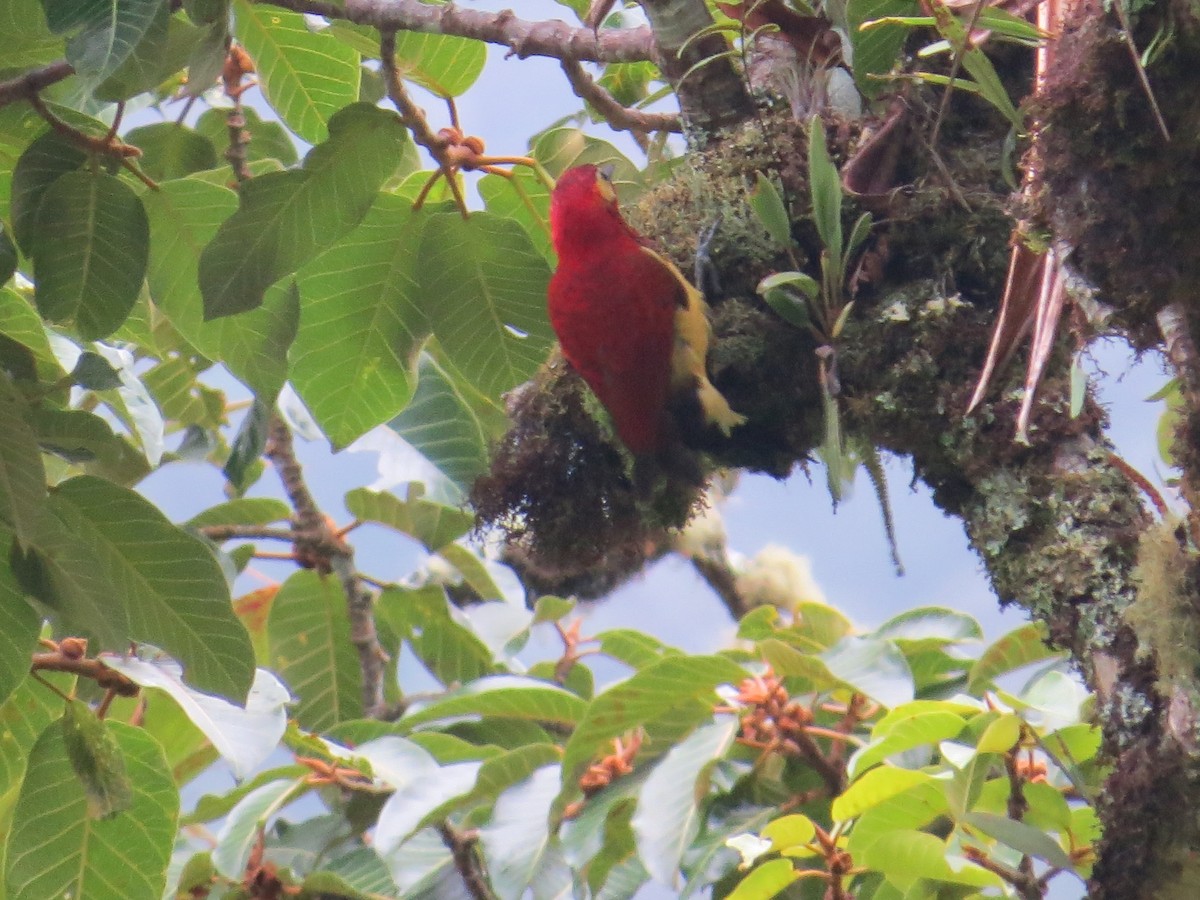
xmin=547 ymin=164 xmax=745 ymax=456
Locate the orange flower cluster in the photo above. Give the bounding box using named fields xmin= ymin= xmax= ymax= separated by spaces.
xmin=734 ymin=670 xmax=813 ymax=756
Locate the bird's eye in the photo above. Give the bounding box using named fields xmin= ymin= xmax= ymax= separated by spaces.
xmin=598 ymin=164 xmax=615 ymax=183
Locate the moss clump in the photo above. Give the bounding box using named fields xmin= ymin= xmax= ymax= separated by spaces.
xmin=1126 ymin=521 xmax=1200 ymax=690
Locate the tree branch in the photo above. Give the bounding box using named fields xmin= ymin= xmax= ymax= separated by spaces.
xmin=560 ymin=57 xmax=682 ymax=134
xmin=257 ymin=0 xmax=657 ymax=63
xmin=438 ymin=823 xmax=496 ymax=900
xmin=637 ymin=0 xmax=753 ymax=136
xmin=0 ymin=60 xmax=74 ymax=108
xmin=264 ymin=416 xmax=387 ymax=717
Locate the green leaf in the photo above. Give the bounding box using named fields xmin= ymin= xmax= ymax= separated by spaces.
xmin=849 ymin=710 xmax=966 ymax=778
xmin=376 ymin=586 xmax=497 ymax=687
xmin=92 ymin=0 xmax=185 ymax=101
xmin=597 ymin=629 xmax=679 ymax=670
xmin=726 ymin=859 xmax=800 ymax=900
xmin=631 ymin=717 xmax=738 ymax=885
xmin=2 ymin=0 xmax=64 ymax=68
xmin=479 ymin=765 xmax=564 ymax=900
xmin=872 ymin=607 xmax=983 ymax=647
xmin=199 ymin=102 xmax=408 ymax=319
xmin=22 ymin=475 xmax=253 ymax=702
xmin=386 ymin=350 xmax=507 ymax=495
xmin=748 ymin=172 xmax=793 ymax=248
xmin=329 ymin=24 xmax=487 ymax=97
xmin=962 ymin=811 xmax=1075 ymax=869
xmin=1070 ymin=352 xmax=1087 ymax=417
xmin=268 ymin=569 xmax=363 ymax=731
xmin=975 ymin=712 xmax=1021 ymax=754
xmin=10 ymin=130 xmax=87 ymax=254
xmin=478 ymin=167 xmax=553 ymax=263
xmin=758 ymin=271 xmax=817 ymax=328
xmin=124 ymin=123 xmax=219 ymax=181
xmin=375 ymin=760 xmax=480 ymax=855
xmin=30 ymin=170 xmax=149 ymax=339
xmin=291 ymin=194 xmax=425 ymax=447
xmin=194 ymin=105 xmax=298 ymax=166
xmin=0 ymin=558 xmax=41 ymax=708
xmin=562 ymin=655 xmax=747 ymax=791
xmin=185 ymin=497 xmax=291 ymax=529
xmin=233 ymin=0 xmax=360 ymax=143
xmin=858 ymin=829 xmax=1001 ymax=889
xmin=762 ymin=814 xmax=817 ymax=852
xmin=400 ymin=676 xmax=587 ymax=731
xmin=847 ymin=0 xmax=918 ymax=98
xmin=967 ymin=622 xmax=1056 ymax=691
xmin=417 ymin=211 xmax=554 ymax=398
xmin=345 ymin=486 xmax=472 ymax=552
xmin=61 ymin=698 xmax=132 ymax=818
xmin=0 ymin=223 xmax=16 ymax=287
xmin=43 ymin=0 xmax=169 ymax=86
xmin=807 ymin=116 xmax=842 ymax=265
xmin=822 ymin=636 xmax=914 ymax=708
xmin=926 ymin=0 xmax=1022 ymax=127
xmin=832 ymin=767 xmax=936 ymax=822
xmin=211 ymin=775 xmax=307 ymax=878
xmin=106 ymin=657 xmax=289 ymax=780
xmin=6 ymin=718 xmax=178 ymax=899
xmin=0 ymin=374 xmax=48 ymax=548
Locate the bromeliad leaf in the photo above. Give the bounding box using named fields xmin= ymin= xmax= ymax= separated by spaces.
xmin=808 ymin=116 xmax=842 ymax=265
xmin=749 ymin=172 xmax=793 ymax=249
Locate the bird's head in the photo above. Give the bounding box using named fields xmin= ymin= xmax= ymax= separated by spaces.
xmin=549 ymin=164 xmax=630 ymax=251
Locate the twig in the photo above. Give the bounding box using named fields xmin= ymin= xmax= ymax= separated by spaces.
xmin=0 ymin=60 xmax=74 ymax=108
xmin=31 ymin=639 xmax=139 ymax=699
xmin=259 ymin=0 xmax=657 ymax=64
xmin=379 ymin=29 xmax=468 ymax=214
xmin=198 ymin=524 xmax=299 ymax=542
xmin=222 ymin=44 xmax=256 ymax=184
xmin=560 ymin=57 xmax=681 ymax=134
xmin=25 ymin=91 xmax=159 ymax=190
xmin=264 ymin=416 xmax=387 ymax=717
xmin=438 ymin=823 xmax=496 ymax=900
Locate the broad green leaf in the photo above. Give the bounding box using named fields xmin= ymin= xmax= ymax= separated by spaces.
xmin=22 ymin=476 xmax=253 ymax=701
xmin=975 ymin=712 xmax=1021 ymax=754
xmin=92 ymin=0 xmax=192 ymax=101
xmin=2 ymin=0 xmax=63 ymax=67
xmin=478 ymin=167 xmax=553 ymax=262
xmin=762 ymin=814 xmax=817 ymax=852
xmin=292 ymin=195 xmax=426 ymax=447
xmin=725 ymin=859 xmax=800 ymax=900
xmin=480 ymin=765 xmax=563 ymax=900
xmin=749 ymin=172 xmax=793 ymax=248
xmin=821 ymin=636 xmax=914 ymax=708
xmin=962 ymin=811 xmax=1074 ymax=869
xmin=144 ymin=177 xmax=299 ymax=398
xmin=873 ymin=606 xmax=983 ymax=646
xmin=328 ymin=23 xmax=487 ymax=97
xmin=376 ymin=586 xmax=496 ymax=687
xmin=10 ymin=131 xmax=87 ymax=254
xmin=562 ymin=655 xmax=747 ymax=789
xmin=382 ymin=826 xmax=460 ymax=896
xmin=123 ymin=123 xmax=219 ymax=181
xmin=186 ymin=497 xmax=291 ymax=529
xmin=92 ymin=341 xmax=165 ymax=465
xmin=200 ymin=103 xmax=407 ymax=319
xmin=848 ymin=0 xmax=918 ymax=98
xmin=61 ymin=698 xmax=132 ymax=818
xmin=233 ymin=0 xmax=360 ymax=143
xmin=104 ymin=657 xmax=289 ymax=779
xmin=0 ymin=287 xmax=64 ymax=384
xmin=844 ymin=778 xmax=949 ymax=859
xmin=0 ymin=375 xmax=47 ymax=548
xmin=417 ymin=211 xmax=554 ymax=398
xmin=849 ymin=710 xmax=966 ymax=778
xmin=0 ymin=558 xmax=40 ymax=708
xmin=631 ymin=717 xmax=738 ymax=885
xmin=30 ymin=171 xmax=149 ymax=339
xmin=43 ymin=0 xmax=168 ymax=86
xmin=387 ymin=350 xmax=507 ymax=494
xmin=759 ymin=271 xmax=817 ymax=328
xmin=832 ymin=767 xmax=935 ymax=822
xmin=0 ymin=672 xmax=75 ymax=884
xmin=32 ymin=407 xmax=150 ymax=484
xmin=533 ymin=128 xmax=640 ymax=195
xmin=375 ymin=760 xmax=480 ymax=855
xmin=268 ymin=569 xmax=362 ymax=731
xmin=597 ymin=629 xmax=679 ymax=670
xmin=400 ymin=676 xmax=587 ymax=731
xmin=194 ymin=105 xmax=299 ymax=166
xmin=108 ymin=686 xmax=217 ymax=785
xmin=0 ymin=224 xmax=16 ymax=287
xmin=345 ymin=487 xmax=472 ymax=552
xmin=807 ymin=116 xmax=842 ymax=264
xmin=6 ymin=718 xmax=177 ymax=900
xmin=309 ymin=847 xmax=398 ymax=897
xmin=211 ymin=775 xmax=308 ymax=878
xmin=859 ymin=829 xmax=1001 ymax=889
xmin=967 ymin=622 xmax=1055 ymax=691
